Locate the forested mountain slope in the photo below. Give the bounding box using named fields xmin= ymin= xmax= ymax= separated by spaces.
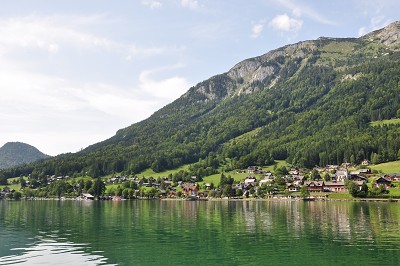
xmin=0 ymin=142 xmax=50 ymax=169
xmin=1 ymin=21 xmax=400 ymax=179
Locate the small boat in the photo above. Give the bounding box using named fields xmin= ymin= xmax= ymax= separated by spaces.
xmin=186 ymin=195 xmax=198 ymax=201
xmin=303 ymin=196 xmax=315 ymax=201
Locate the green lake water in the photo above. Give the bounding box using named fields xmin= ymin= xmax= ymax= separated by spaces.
xmin=1 ymin=199 xmax=400 ymax=265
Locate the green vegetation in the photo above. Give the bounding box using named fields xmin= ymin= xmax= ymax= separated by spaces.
xmin=0 ymin=142 xmax=50 ymax=169
xmin=137 ymin=165 xmax=190 ymax=178
xmin=1 ymin=26 xmax=400 ymax=185
xmin=370 ymin=160 xmax=400 ymax=174
xmin=370 ymin=118 xmax=400 ymax=127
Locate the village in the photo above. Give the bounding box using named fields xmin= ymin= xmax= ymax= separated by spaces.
xmin=1 ymin=159 xmax=399 ymax=201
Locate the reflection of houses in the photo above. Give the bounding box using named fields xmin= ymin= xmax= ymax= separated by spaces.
xmin=324 ymin=182 xmax=346 ymax=192
xmin=304 ymin=181 xmax=324 ymax=192
xmin=182 ymin=183 xmax=199 ymax=196
xmin=375 ymin=177 xmax=392 ymax=188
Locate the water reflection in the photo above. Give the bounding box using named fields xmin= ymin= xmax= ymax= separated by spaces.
xmin=1 ymin=200 xmax=400 ymax=265
xmin=0 ymin=236 xmax=114 ymax=266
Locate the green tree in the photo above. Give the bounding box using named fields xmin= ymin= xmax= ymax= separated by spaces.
xmin=148 ymin=187 xmax=158 ymax=198
xmin=275 ymin=166 xmax=288 ymax=177
xmin=310 ymin=169 xmax=320 ymax=180
xmin=92 ymin=178 xmax=106 ymax=197
xmin=19 ymin=176 xmax=27 ymax=188
xmin=84 ymin=180 xmax=93 ymax=192
xmin=13 ymin=191 xmax=22 ymax=200
xmin=358 ymin=183 xmax=369 ymax=198
xmin=300 ymin=186 xmax=310 ymax=199
xmin=223 ymin=184 xmax=232 ymax=198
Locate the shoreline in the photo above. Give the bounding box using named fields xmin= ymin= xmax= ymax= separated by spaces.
xmin=3 ymin=196 xmax=399 ymax=203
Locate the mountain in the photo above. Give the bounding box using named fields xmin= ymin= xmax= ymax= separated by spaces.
xmin=1 ymin=21 xmax=400 ymax=179
xmin=0 ymin=142 xmax=50 ymax=169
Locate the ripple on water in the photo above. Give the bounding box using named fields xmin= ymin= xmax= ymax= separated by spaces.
xmin=0 ymin=237 xmax=116 ymax=266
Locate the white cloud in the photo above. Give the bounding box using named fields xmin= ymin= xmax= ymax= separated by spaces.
xmin=0 ymin=15 xmax=165 ymax=63
xmin=269 ymin=14 xmax=303 ymax=32
xmin=0 ymin=14 xmax=189 ymax=155
xmin=358 ymin=26 xmax=367 ymax=36
xmin=357 ymin=16 xmax=393 ymax=36
xmin=141 ymin=0 xmax=163 ymax=9
xmin=181 ymin=0 xmax=199 ymax=10
xmin=0 ymin=63 xmax=174 ymax=155
xmin=138 ymin=66 xmax=191 ymax=100
xmin=251 ymin=23 xmax=264 ymax=38
xmin=276 ymin=0 xmax=336 ymax=25
xmin=0 ymin=16 xmax=115 ymax=54
xmin=126 ymin=45 xmax=165 ymax=61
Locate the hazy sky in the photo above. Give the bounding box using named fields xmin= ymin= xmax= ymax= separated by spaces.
xmin=0 ymin=0 xmax=398 ymax=156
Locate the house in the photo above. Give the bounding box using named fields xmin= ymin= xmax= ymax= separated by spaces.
xmin=361 ymin=159 xmax=371 ymax=166
xmin=204 ymin=183 xmax=213 ymax=190
xmin=354 ymin=181 xmax=366 ymax=190
xmin=234 ymin=182 xmax=245 ymax=190
xmin=350 ymin=169 xmax=370 ymax=175
xmin=197 ymin=191 xmax=208 ymax=198
xmin=244 ymin=176 xmax=257 ymax=186
xmin=259 ymin=178 xmax=271 ymax=186
xmin=375 ymin=176 xmax=392 ymax=188
xmin=326 ymin=165 xmax=339 ymax=171
xmin=348 ymin=174 xmax=367 ymax=182
xmin=287 ymin=184 xmax=300 ymax=192
xmin=383 ymin=174 xmax=400 ymax=182
xmin=324 ymin=182 xmax=346 ymax=192
xmin=1 ymin=186 xmax=15 ymax=198
xmin=167 ymin=190 xmax=178 ymax=198
xmin=182 ymin=183 xmax=199 ymax=196
xmin=163 ymin=180 xmax=173 ymax=187
xmin=304 ymin=181 xmax=324 ymax=192
xmin=289 ymin=170 xmax=299 ymax=175
xmin=335 ymin=170 xmax=348 ymax=182
xmin=82 ymin=193 xmax=94 ymax=200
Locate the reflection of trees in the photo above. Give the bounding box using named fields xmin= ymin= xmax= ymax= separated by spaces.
xmin=233 ymin=200 xmax=400 ymax=245
xmin=2 ymin=200 xmax=400 ymax=265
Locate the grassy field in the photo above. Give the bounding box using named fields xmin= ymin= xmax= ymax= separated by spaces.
xmin=137 ymin=165 xmax=190 ymax=178
xmin=263 ymin=160 xmax=291 ymax=172
xmin=199 ymin=160 xmax=291 ymax=187
xmin=370 ymin=160 xmax=400 ymax=174
xmin=370 ymin=118 xmax=400 ymax=127
xmin=0 ymin=183 xmax=20 ymax=191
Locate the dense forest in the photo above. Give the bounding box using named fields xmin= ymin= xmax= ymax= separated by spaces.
xmin=0 ymin=142 xmax=50 ymax=170
xmin=1 ymin=22 xmax=400 ymax=182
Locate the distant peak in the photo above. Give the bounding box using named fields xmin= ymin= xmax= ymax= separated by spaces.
xmin=361 ymin=20 xmax=400 ymax=47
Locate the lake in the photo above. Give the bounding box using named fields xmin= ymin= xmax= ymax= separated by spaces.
xmin=1 ymin=199 xmax=400 ymax=265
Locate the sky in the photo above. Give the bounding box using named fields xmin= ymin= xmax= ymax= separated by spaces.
xmin=0 ymin=0 xmax=399 ymax=156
